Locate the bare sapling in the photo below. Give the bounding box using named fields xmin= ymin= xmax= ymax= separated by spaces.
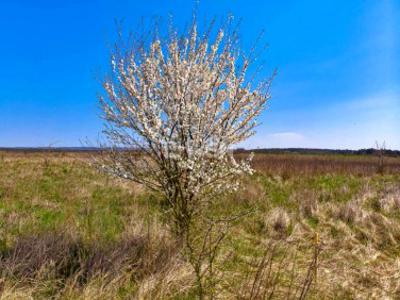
xmin=375 ymin=141 xmax=386 ymax=174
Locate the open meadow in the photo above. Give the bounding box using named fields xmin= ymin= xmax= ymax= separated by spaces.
xmin=0 ymin=150 xmax=399 ymax=299
xmin=2 ymin=0 xmax=399 ymax=299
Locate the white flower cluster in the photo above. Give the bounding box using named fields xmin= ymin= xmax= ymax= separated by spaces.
xmin=101 ymin=23 xmax=271 ymax=206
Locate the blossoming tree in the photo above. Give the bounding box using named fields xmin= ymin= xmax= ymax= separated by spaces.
xmin=100 ymin=19 xmax=273 ymax=235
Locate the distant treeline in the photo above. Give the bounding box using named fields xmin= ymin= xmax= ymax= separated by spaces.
xmin=0 ymin=147 xmax=399 ymax=157
xmin=0 ymin=147 xmax=103 ymax=153
xmin=235 ymin=148 xmax=400 ymax=157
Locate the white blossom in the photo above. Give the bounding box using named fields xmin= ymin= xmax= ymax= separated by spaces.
xmin=100 ymin=19 xmax=273 ymax=231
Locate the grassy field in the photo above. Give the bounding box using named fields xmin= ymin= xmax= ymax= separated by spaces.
xmin=0 ymin=151 xmax=399 ymax=299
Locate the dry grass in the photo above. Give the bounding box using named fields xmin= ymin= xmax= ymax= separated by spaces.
xmin=248 ymin=153 xmax=400 ymax=177
xmin=0 ymin=151 xmax=399 ymax=299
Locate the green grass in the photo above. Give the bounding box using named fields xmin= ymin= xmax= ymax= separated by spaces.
xmin=0 ymin=159 xmax=138 ymax=243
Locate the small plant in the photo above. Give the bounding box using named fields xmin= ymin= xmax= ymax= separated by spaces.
xmin=236 ymin=233 xmax=322 ymax=299
xmin=183 ymin=216 xmax=229 ymax=299
xmin=375 ymin=141 xmax=386 ymax=174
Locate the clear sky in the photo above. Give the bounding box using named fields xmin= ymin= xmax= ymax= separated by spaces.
xmin=0 ymin=0 xmax=399 ymax=149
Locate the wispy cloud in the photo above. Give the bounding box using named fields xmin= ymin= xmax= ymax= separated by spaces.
xmin=338 ymin=91 xmax=398 ymax=111
xmin=241 ymin=131 xmax=308 ymax=149
xmin=302 ymin=91 xmax=400 ymax=150
xmin=269 ymin=132 xmax=305 ymax=141
xmin=242 ymin=90 xmax=399 ymax=150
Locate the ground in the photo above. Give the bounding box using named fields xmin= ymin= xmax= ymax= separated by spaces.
xmin=0 ymin=151 xmax=399 ymax=299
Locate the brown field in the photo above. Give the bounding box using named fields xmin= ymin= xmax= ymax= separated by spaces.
xmin=3 ymin=150 xmax=400 ymax=175
xmin=250 ymin=153 xmax=400 ymax=176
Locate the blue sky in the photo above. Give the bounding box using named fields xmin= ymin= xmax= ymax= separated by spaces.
xmin=0 ymin=0 xmax=398 ymax=149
